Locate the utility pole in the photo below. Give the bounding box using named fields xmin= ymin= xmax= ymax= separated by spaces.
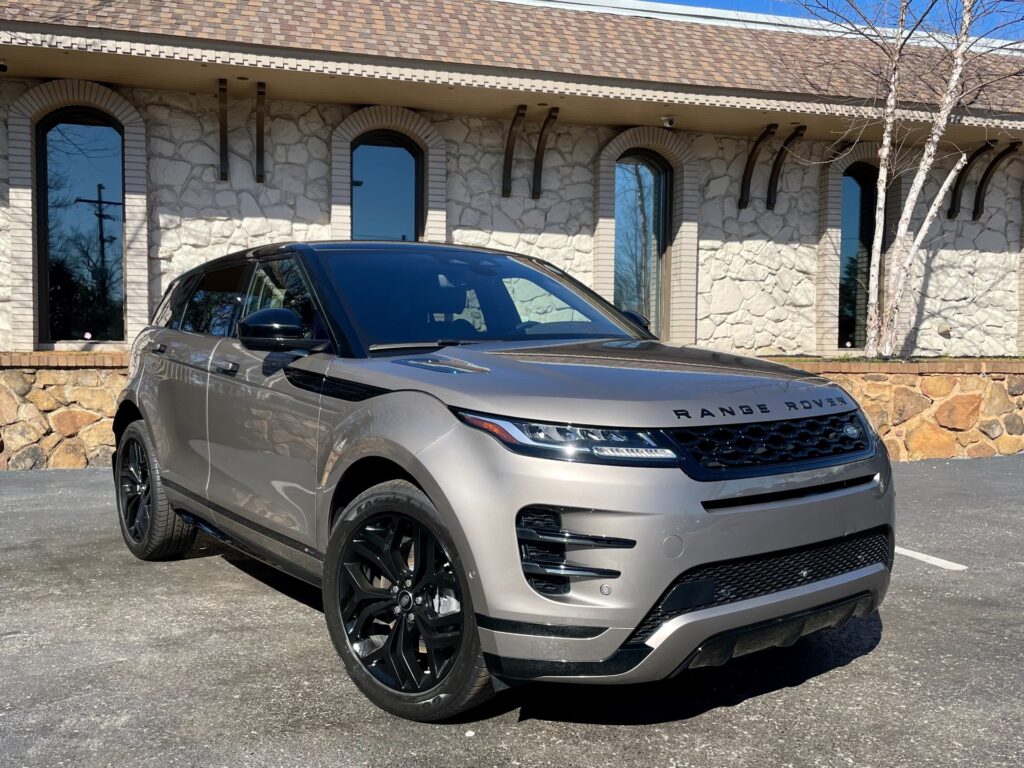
xmin=74 ymin=183 xmax=123 ymax=305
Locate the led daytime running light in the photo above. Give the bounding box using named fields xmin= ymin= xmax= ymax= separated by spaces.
xmin=458 ymin=411 xmax=677 ymax=464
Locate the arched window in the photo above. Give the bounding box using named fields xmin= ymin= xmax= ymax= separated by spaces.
xmin=838 ymin=162 xmax=879 ymax=349
xmin=351 ymin=130 xmax=423 ymax=241
xmin=614 ymin=150 xmax=671 ymax=334
xmin=35 ymin=107 xmax=125 ymax=342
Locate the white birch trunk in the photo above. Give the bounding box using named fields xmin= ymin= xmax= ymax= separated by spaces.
xmin=879 ymin=151 xmax=968 ymax=356
xmin=876 ymin=0 xmax=976 ymax=356
xmin=862 ymin=0 xmax=909 ymax=358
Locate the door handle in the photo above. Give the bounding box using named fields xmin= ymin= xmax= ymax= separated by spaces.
xmin=150 ymin=342 xmax=166 ymax=354
xmin=213 ymin=359 xmax=239 ymax=375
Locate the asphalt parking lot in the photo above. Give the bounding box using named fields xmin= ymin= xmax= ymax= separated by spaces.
xmin=2 ymin=458 xmax=1023 ymax=768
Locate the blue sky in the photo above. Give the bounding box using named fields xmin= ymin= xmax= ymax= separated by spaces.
xmin=656 ymin=0 xmax=808 ymax=14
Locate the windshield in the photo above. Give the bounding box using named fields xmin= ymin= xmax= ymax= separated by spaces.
xmin=317 ymin=247 xmax=639 ymax=351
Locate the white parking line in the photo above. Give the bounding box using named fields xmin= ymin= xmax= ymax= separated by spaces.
xmin=895 ymin=546 xmax=968 ymax=571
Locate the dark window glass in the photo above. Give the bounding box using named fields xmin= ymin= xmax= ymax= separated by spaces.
xmin=244 ymin=258 xmax=328 ymax=340
xmin=152 ymin=275 xmax=198 ymax=329
xmin=37 ymin=107 xmax=125 ymax=342
xmin=180 ymin=264 xmax=250 ymax=337
xmin=318 ymin=247 xmax=638 ymax=349
xmin=351 ymin=131 xmax=422 ymax=241
xmin=838 ymin=162 xmax=879 ymax=349
xmin=614 ymin=150 xmax=670 ymax=335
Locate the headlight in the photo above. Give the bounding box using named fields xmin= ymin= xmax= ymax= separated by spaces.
xmin=456 ymin=411 xmax=677 ymax=465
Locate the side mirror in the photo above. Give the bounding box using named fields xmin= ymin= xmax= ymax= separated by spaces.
xmin=620 ymin=309 xmax=653 ymax=334
xmin=238 ymin=307 xmax=323 ymax=352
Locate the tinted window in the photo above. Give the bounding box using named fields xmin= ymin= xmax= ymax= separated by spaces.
xmin=244 ymin=258 xmax=327 ymax=340
xmin=318 ymin=248 xmax=637 ymax=350
xmin=614 ymin=150 xmax=669 ymax=335
xmin=180 ymin=264 xmax=250 ymax=336
xmin=152 ymin=275 xmax=197 ymax=329
xmin=351 ymin=131 xmax=421 ymax=241
xmin=839 ymin=162 xmax=879 ymax=349
xmin=37 ymin=108 xmax=125 ymax=342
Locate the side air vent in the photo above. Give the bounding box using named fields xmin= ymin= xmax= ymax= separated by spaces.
xmin=515 ymin=506 xmax=635 ymax=597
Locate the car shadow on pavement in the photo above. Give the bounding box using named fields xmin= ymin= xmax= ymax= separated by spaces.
xmin=211 ymin=547 xmax=882 ymax=727
xmin=485 ymin=613 xmax=883 ymax=725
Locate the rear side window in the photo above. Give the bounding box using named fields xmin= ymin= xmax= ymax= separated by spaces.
xmin=152 ymin=275 xmax=198 ymax=329
xmin=180 ymin=264 xmax=251 ymax=337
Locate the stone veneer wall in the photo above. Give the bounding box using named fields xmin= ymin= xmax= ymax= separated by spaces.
xmin=2 ymin=355 xmax=1023 ymax=470
xmin=0 ymin=356 xmax=125 ymax=470
xmin=798 ymin=361 xmax=1024 ymax=460
xmin=0 ymin=78 xmax=1022 ymax=355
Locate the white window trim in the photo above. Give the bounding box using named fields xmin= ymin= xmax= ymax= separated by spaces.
xmin=7 ymin=79 xmax=148 ymax=350
xmin=594 ymin=126 xmax=699 ymax=344
xmin=330 ymin=105 xmax=446 ymax=242
xmin=815 ymin=142 xmax=905 ymax=355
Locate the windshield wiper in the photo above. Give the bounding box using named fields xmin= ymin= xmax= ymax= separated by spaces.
xmin=367 ymin=339 xmax=480 ymax=353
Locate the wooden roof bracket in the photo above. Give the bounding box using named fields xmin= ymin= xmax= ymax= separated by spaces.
xmin=946 ymin=140 xmax=995 ymax=219
xmin=739 ymin=123 xmax=777 ymax=209
xmin=218 ymin=79 xmax=229 ymax=181
xmin=502 ymin=104 xmax=528 ymax=197
xmin=531 ymin=107 xmax=560 ymax=200
xmin=255 ymin=82 xmax=266 ymax=183
xmin=766 ymin=125 xmax=806 ymax=210
xmin=971 ymin=140 xmax=1019 ymax=221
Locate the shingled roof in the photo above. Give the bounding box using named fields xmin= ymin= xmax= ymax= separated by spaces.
xmin=2 ymin=0 xmax=1022 ymax=114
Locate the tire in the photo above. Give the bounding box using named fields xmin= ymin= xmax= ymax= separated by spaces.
xmin=323 ymin=480 xmax=494 ymax=721
xmin=115 ymin=419 xmax=196 ymax=560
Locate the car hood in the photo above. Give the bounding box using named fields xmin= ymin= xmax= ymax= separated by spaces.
xmin=329 ymin=339 xmax=857 ymax=428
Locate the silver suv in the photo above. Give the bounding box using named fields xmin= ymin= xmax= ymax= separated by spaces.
xmin=114 ymin=242 xmax=894 ymax=721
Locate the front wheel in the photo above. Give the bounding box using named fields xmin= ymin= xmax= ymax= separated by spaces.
xmin=322 ymin=480 xmax=493 ymax=721
xmin=115 ymin=419 xmax=196 ymax=560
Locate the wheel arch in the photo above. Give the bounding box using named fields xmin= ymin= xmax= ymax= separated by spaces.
xmin=113 ymin=398 xmax=144 ymax=447
xmin=322 ymin=445 xmax=484 ymax=610
xmin=327 ymin=455 xmax=420 ymax=532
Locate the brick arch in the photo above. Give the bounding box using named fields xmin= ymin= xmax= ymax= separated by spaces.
xmin=815 ymin=142 xmax=904 ymax=353
xmin=330 ymin=105 xmax=446 ymax=242
xmin=7 ymin=80 xmax=148 ymax=349
xmin=594 ymin=126 xmax=699 ymax=343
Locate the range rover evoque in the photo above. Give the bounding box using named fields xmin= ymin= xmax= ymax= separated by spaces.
xmin=114 ymin=241 xmax=894 ymax=721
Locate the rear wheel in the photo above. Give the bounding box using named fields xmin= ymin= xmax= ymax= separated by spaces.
xmin=323 ymin=480 xmax=493 ymax=721
xmin=115 ymin=420 xmax=196 ymax=560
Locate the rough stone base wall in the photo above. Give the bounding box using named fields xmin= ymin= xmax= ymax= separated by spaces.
xmin=0 ymin=368 xmax=122 ymax=470
xmin=3 ymin=361 xmax=1023 ymax=470
xmin=825 ymin=371 xmax=1024 ymax=460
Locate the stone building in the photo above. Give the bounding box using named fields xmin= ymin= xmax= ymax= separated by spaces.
xmin=1 ymin=0 xmax=1023 ymax=469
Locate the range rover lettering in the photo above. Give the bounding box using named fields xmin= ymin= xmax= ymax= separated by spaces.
xmin=113 ymin=242 xmax=895 ymax=721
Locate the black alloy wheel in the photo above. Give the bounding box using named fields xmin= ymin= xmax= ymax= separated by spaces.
xmin=118 ymin=435 xmax=153 ymax=542
xmin=339 ymin=512 xmax=464 ymax=693
xmin=114 ymin=419 xmax=196 ymax=560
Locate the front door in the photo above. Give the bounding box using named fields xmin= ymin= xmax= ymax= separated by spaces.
xmin=148 ymin=264 xmax=250 ymax=492
xmin=205 ymin=256 xmax=331 ymax=554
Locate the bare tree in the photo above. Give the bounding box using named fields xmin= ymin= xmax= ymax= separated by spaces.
xmin=788 ymin=0 xmax=1024 ymax=356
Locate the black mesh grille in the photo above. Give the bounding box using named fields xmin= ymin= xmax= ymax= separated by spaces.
xmin=626 ymin=527 xmax=892 ymax=645
xmin=668 ymin=410 xmax=872 ymax=479
xmin=517 ymin=508 xmax=570 ymax=596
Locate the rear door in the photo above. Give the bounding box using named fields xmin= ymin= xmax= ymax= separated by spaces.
xmin=204 ymin=255 xmax=331 ymax=554
xmin=148 ymin=262 xmax=251 ymax=492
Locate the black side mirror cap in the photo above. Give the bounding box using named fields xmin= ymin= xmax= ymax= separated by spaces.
xmin=620 ymin=309 xmax=654 ymax=334
xmin=238 ymin=307 xmax=325 ymax=352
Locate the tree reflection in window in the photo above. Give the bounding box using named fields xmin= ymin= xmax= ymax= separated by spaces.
xmin=614 ymin=150 xmax=670 ymax=335
xmin=351 ymin=130 xmax=423 ymax=242
xmin=37 ymin=107 xmax=125 ymax=342
xmin=838 ymin=162 xmax=879 ymax=349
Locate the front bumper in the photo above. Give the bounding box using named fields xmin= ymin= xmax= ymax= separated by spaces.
xmin=415 ymin=423 xmax=895 ymax=684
